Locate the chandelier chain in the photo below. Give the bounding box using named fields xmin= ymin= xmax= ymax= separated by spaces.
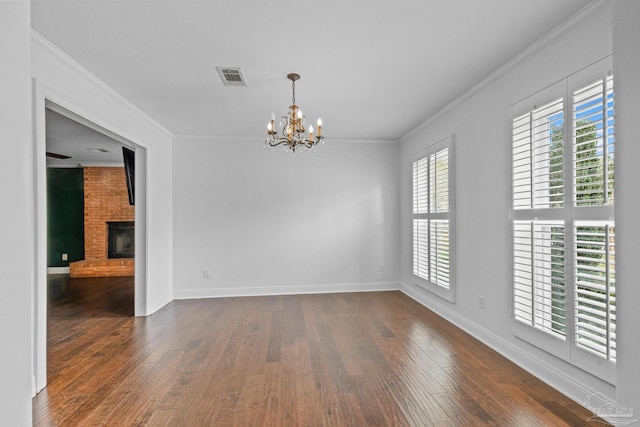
xmin=291 ymin=80 xmax=296 ymax=105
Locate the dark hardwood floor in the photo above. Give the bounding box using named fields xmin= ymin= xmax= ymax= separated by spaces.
xmin=34 ymin=276 xmax=607 ymax=426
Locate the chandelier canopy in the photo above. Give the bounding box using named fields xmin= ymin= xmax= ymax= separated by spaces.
xmin=265 ymin=73 xmax=324 ymax=153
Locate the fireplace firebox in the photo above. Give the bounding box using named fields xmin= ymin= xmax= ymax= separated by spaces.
xmin=107 ymin=221 xmax=135 ymax=258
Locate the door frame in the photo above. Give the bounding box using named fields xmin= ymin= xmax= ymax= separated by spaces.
xmin=33 ymin=80 xmax=148 ymax=394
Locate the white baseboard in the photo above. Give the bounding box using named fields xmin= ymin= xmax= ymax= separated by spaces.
xmin=399 ymin=281 xmax=605 ymax=414
xmin=47 ymin=267 xmax=70 ymax=274
xmin=173 ymin=281 xmax=400 ymax=300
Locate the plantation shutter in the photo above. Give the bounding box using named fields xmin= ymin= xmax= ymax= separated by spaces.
xmin=512 ymin=97 xmax=567 ymax=340
xmin=412 ymin=136 xmax=455 ymax=301
xmin=512 ymin=59 xmax=617 ymax=382
xmin=574 ymin=223 xmax=616 ymax=361
xmin=430 ymin=148 xmax=449 ymax=213
xmin=513 ymin=221 xmax=566 ymax=338
xmin=572 ymin=74 xmax=616 ymax=363
xmin=573 ymin=76 xmax=615 ymax=207
xmin=512 ymin=99 xmax=564 ymax=210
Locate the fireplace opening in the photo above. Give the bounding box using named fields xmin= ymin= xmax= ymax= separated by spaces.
xmin=107 ymin=221 xmax=135 ymax=258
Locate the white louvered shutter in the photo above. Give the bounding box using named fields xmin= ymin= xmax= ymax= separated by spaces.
xmin=412 ymin=137 xmax=454 ymax=300
xmin=572 ymin=75 xmax=616 ymax=363
xmin=513 ymin=221 xmax=566 ymax=338
xmin=573 ymin=76 xmax=615 ymax=207
xmin=512 ymin=98 xmax=566 ymax=339
xmin=512 ymin=60 xmax=617 ymax=383
xmin=574 ymin=223 xmax=616 ymax=361
xmin=512 ymin=99 xmax=564 ymax=210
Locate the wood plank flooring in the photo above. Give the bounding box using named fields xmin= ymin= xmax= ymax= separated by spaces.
xmin=33 ymin=276 xmax=607 ymax=426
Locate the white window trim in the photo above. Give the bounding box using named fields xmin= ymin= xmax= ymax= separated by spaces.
xmin=412 ymin=134 xmax=456 ymax=302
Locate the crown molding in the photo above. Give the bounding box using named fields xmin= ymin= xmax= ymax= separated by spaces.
xmin=31 ymin=29 xmax=173 ymax=139
xmin=173 ymin=134 xmax=398 ymax=145
xmin=399 ymin=0 xmax=611 ymax=144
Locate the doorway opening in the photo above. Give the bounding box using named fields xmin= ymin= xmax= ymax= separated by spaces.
xmin=35 ymin=99 xmax=148 ymax=394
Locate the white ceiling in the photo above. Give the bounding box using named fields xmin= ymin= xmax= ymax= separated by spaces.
xmin=32 ymin=0 xmax=594 ymax=143
xmin=46 ymin=109 xmax=126 ymax=167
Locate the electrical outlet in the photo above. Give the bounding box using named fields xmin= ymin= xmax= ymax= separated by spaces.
xmin=478 ymin=294 xmax=485 ymax=310
xmin=61 ymin=253 xmax=68 ymax=261
xmin=203 ymin=269 xmax=211 ymax=279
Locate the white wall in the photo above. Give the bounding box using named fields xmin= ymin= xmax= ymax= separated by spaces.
xmin=612 ymin=0 xmax=640 ymax=414
xmin=172 ymin=137 xmax=400 ymax=297
xmin=400 ymin=2 xmax=621 ymax=407
xmin=0 ymin=1 xmax=34 ymax=424
xmin=31 ymin=33 xmax=174 ymax=315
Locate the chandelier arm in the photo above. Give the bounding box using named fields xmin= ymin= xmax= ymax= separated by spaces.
xmin=267 ymin=138 xmax=289 ymax=148
xmin=266 ymin=135 xmax=324 ymax=150
xmin=279 ymin=114 xmax=289 ymax=139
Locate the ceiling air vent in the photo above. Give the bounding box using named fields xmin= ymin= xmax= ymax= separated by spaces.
xmin=216 ymin=67 xmax=247 ymax=87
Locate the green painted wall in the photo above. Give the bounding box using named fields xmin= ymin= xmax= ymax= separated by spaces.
xmin=47 ymin=168 xmax=84 ymax=267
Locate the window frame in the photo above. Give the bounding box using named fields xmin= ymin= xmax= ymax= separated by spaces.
xmin=412 ymin=134 xmax=456 ymax=302
xmin=510 ymin=57 xmax=616 ymax=385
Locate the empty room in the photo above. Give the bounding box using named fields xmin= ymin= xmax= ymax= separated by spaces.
xmin=2 ymin=0 xmax=640 ymax=425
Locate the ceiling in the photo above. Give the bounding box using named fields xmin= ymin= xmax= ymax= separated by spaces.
xmin=46 ymin=109 xmax=126 ymax=167
xmin=32 ymin=0 xmax=594 ymax=143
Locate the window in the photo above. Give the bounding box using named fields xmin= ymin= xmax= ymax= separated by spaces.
xmin=511 ymin=59 xmax=615 ymax=384
xmin=513 ymin=97 xmax=567 ymax=338
xmin=412 ymin=135 xmax=455 ymax=302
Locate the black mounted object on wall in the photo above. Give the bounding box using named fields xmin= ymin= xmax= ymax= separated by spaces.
xmin=122 ymin=147 xmax=135 ymax=206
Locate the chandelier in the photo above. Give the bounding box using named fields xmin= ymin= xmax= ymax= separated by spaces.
xmin=265 ymin=73 xmax=324 ymax=153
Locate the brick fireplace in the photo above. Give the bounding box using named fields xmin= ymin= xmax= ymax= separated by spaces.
xmin=70 ymin=167 xmax=135 ymax=278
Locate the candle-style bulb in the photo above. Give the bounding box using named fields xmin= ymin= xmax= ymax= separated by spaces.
xmin=317 ymin=118 xmax=322 ymax=127
xmin=267 ymin=122 xmax=272 ymax=132
xmin=271 ymin=112 xmax=275 ymax=121
xmin=297 ymin=110 xmax=303 ymax=119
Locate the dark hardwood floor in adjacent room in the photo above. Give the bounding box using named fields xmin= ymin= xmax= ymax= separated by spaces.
xmin=34 ymin=278 xmax=606 ymax=426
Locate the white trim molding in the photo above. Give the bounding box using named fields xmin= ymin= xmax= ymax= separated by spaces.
xmin=174 ymin=281 xmax=400 ymax=300
xmin=172 ymin=134 xmax=398 ymax=145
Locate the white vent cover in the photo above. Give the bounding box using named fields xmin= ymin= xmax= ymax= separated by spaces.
xmin=216 ymin=67 xmax=247 ymax=87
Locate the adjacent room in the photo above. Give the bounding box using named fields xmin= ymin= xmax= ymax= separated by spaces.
xmin=1 ymin=0 xmax=639 ymax=425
